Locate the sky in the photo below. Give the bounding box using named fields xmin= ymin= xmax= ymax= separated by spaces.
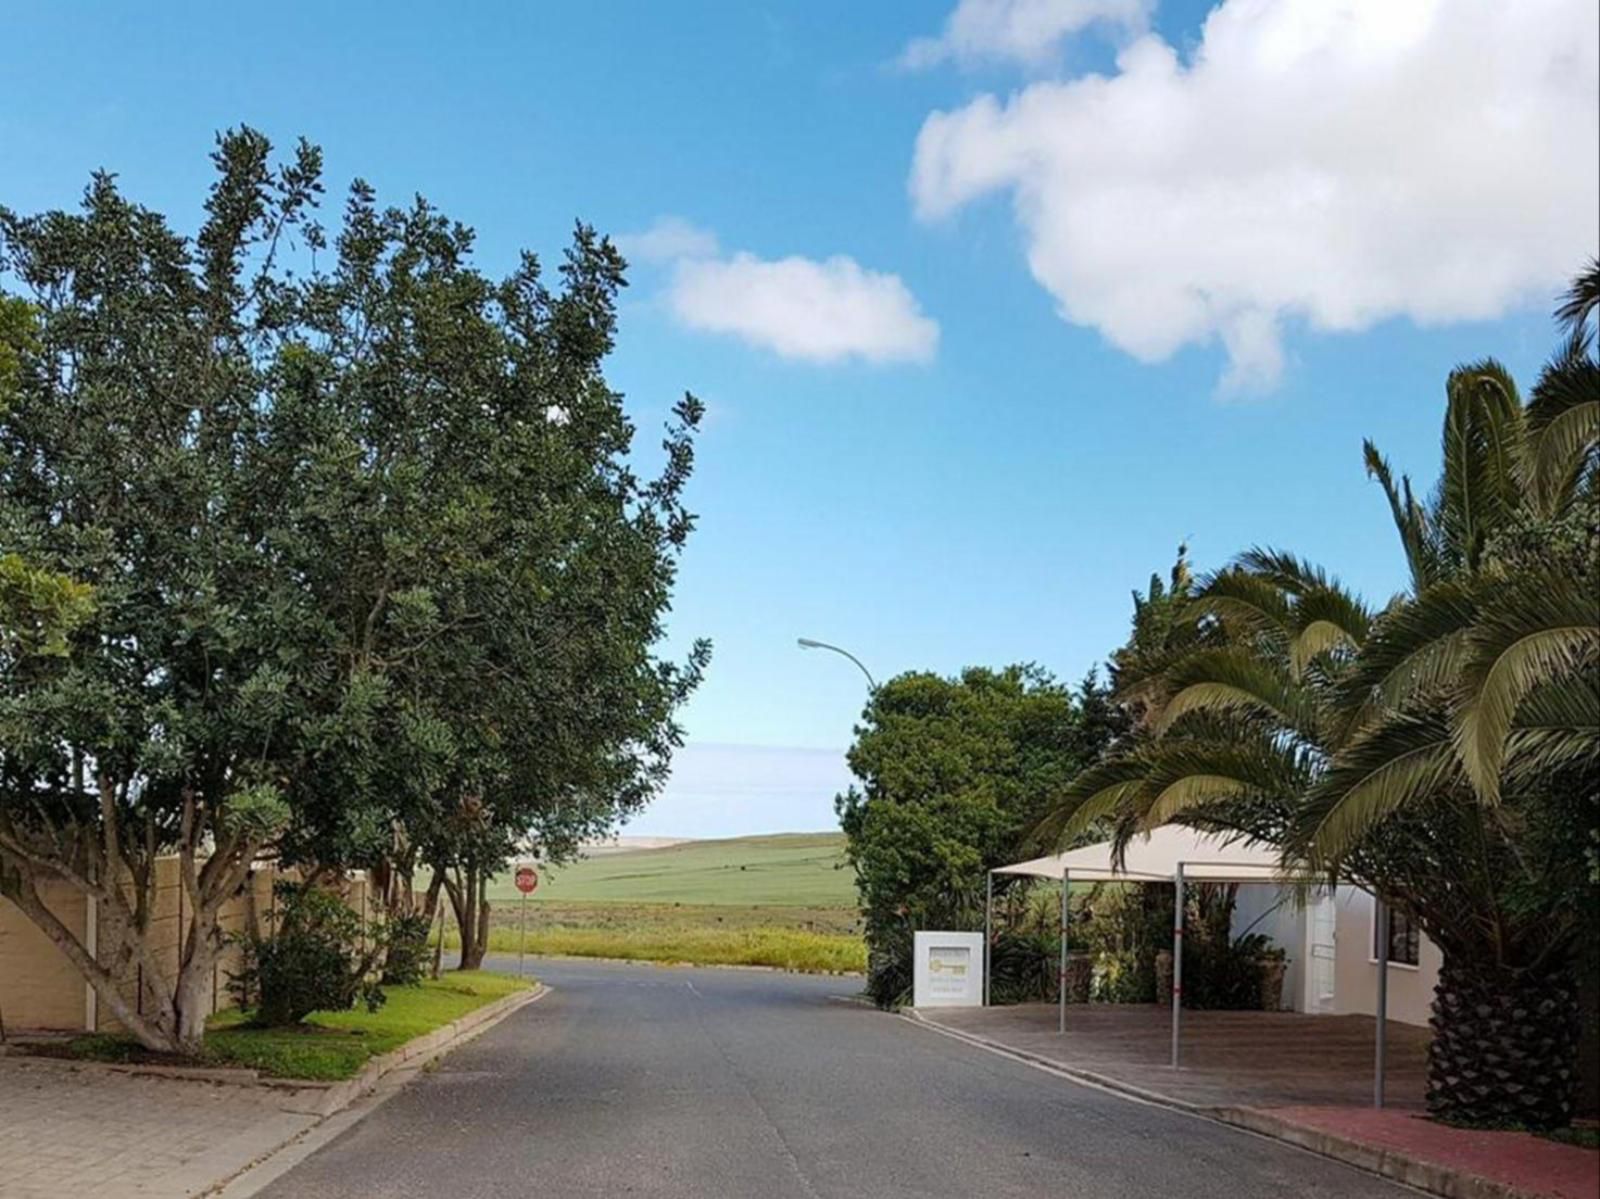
xmin=3 ymin=1 xmax=1596 ymax=838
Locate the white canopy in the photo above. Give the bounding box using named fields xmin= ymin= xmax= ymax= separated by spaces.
xmin=993 ymin=824 xmax=1294 ymax=884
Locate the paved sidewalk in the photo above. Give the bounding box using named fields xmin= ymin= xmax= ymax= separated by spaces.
xmin=1253 ymin=1108 xmax=1599 ymax=1199
xmin=919 ymin=1000 xmax=1430 ymax=1108
xmin=913 ymin=1003 xmax=1598 ymax=1199
xmin=0 ymin=1057 xmax=323 ymax=1198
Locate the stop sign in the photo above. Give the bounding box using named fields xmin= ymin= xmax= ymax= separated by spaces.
xmin=514 ymin=865 xmax=539 ymax=894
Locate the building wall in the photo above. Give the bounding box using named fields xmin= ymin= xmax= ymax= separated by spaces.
xmin=1229 ymin=883 xmax=1305 ymax=1011
xmin=1331 ymin=885 xmax=1441 ymax=1028
xmin=0 ymin=882 xmax=88 ymax=1031
xmin=1 ymin=860 xmax=365 ymax=1036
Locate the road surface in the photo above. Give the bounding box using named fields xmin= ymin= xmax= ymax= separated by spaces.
xmin=262 ymin=958 xmax=1414 ymax=1198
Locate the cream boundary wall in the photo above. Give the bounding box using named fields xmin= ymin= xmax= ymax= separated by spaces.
xmin=1331 ymin=885 xmax=1441 ymax=1028
xmin=1 ymin=861 xmax=369 ymax=1034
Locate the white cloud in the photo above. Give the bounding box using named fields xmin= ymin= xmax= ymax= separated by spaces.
xmin=622 ymin=216 xmax=939 ymax=365
xmin=909 ymin=0 xmax=1600 ymax=391
xmin=669 ymin=253 xmax=939 ymax=365
xmin=901 ymin=0 xmax=1152 ymax=70
xmin=617 ymin=216 xmax=720 ymax=265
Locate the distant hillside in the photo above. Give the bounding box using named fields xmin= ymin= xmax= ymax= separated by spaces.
xmin=492 ymin=832 xmax=855 ymax=908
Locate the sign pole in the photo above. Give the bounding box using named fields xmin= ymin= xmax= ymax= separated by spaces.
xmin=512 ymin=864 xmax=539 ymax=977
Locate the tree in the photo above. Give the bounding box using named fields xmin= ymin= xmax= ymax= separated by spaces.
xmin=1041 ymin=263 xmax=1598 ymax=1128
xmin=836 ymin=666 xmax=1120 ymax=1006
xmin=0 ymin=129 xmax=706 ymax=1053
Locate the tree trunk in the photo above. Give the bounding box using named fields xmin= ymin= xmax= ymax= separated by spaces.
xmin=444 ymin=865 xmax=491 ymax=971
xmin=456 ymin=867 xmax=490 ymax=971
xmin=1428 ymin=954 xmax=1581 ymax=1130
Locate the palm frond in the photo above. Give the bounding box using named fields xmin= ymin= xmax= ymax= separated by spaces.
xmin=1453 ymin=574 xmax=1600 ymax=802
xmin=1192 ymin=566 xmax=1293 ymax=638
xmin=1503 ymin=676 xmax=1600 ymax=786
xmin=1364 ymin=441 xmax=1437 ymax=589
xmin=1297 ymin=711 xmax=1461 ymax=868
xmin=1151 ymin=647 xmax=1311 ymax=738
xmin=1553 ymin=256 xmax=1600 ymax=338
xmin=1035 ymin=755 xmax=1158 ymax=848
xmin=1336 ymin=580 xmax=1478 ymax=720
xmin=1524 ymin=333 xmax=1599 ymax=518
xmin=1232 ymin=547 xmax=1338 ymax=597
xmin=1438 ymin=360 xmax=1527 ymax=570
xmin=1288 ymin=585 xmax=1372 ymax=677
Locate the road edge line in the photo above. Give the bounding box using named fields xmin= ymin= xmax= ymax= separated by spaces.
xmin=897 ymin=1011 xmax=1472 ymax=1198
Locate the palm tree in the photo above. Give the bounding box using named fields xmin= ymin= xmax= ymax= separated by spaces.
xmin=1045 ymin=262 xmax=1598 ymax=1128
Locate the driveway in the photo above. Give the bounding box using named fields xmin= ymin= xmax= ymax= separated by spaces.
xmin=260 ymin=958 xmax=1413 ymax=1198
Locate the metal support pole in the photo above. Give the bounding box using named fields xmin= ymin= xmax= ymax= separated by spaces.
xmin=1375 ymin=896 xmax=1388 ymax=1108
xmin=983 ymin=872 xmax=993 ymax=1007
xmin=1171 ymin=864 xmax=1185 ymax=1069
xmin=519 ymin=888 xmax=529 ymax=979
xmin=1058 ymin=871 xmax=1069 ymax=1034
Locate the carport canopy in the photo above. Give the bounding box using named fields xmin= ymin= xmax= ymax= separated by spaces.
xmin=994 ymin=823 xmax=1292 ymax=885
xmin=981 ymin=823 xmax=1394 ymax=1110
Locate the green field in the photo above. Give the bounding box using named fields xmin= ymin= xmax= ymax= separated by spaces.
xmin=471 ymin=833 xmax=864 ymax=973
xmin=490 ymin=832 xmax=857 ymax=908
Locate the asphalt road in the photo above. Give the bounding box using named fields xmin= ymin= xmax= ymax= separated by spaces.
xmin=262 ymin=958 xmax=1414 ymax=1198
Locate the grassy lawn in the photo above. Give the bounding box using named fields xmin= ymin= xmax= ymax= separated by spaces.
xmin=444 ymin=896 xmax=865 ymax=974
xmin=66 ymin=971 xmax=530 ymax=1082
xmin=460 ymin=833 xmax=867 ymax=974
xmin=468 ymin=922 xmax=865 ymax=973
xmin=490 ymin=832 xmax=855 ymax=907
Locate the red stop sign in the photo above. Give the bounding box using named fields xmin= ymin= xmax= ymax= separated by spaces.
xmin=514 ymin=866 xmax=539 ymax=894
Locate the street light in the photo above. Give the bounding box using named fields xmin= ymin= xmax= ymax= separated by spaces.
xmin=796 ymin=637 xmax=876 ymax=690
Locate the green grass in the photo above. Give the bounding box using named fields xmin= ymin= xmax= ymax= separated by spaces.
xmin=454 ymin=921 xmax=865 ymax=974
xmin=491 ymin=832 xmax=855 ymax=907
xmin=447 ymin=881 xmax=866 ymax=974
xmin=66 ymin=971 xmax=530 ymax=1082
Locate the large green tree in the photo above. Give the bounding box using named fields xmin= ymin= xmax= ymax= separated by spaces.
xmin=837 ymin=665 xmax=1121 ymax=1006
xmin=0 ymin=130 xmax=706 ymax=1052
xmin=1043 ymin=264 xmax=1598 ymax=1128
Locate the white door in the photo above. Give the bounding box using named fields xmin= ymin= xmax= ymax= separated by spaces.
xmin=1305 ymin=893 xmax=1337 ymax=1013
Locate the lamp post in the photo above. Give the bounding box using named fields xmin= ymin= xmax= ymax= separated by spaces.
xmin=796 ymin=637 xmax=876 ymax=690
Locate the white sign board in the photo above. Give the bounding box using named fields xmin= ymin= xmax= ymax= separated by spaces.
xmin=912 ymin=931 xmax=984 ymax=1008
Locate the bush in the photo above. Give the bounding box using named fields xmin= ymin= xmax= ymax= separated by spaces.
xmin=989 ymin=929 xmax=1058 ymax=1004
xmin=864 ymin=922 xmax=914 ymax=1008
xmin=380 ymin=913 xmax=434 ymax=986
xmin=1076 ymin=884 xmax=1171 ymax=1003
xmin=231 ymin=884 xmax=385 ymax=1026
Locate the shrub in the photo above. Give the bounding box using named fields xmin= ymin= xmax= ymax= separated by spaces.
xmin=231 ymin=884 xmax=385 ymax=1026
xmin=989 ymin=929 xmax=1058 ymax=1004
xmin=380 ymin=913 xmax=434 ymax=986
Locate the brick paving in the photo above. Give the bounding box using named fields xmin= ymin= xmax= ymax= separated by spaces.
xmin=1269 ymin=1107 xmax=1600 ymax=1199
xmin=919 ymin=1001 xmax=1431 ymax=1109
xmin=0 ymin=1056 xmax=321 ymax=1198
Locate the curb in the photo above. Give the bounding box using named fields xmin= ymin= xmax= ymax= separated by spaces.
xmin=305 ymin=982 xmax=547 ymax=1118
xmin=900 ymin=1009 xmax=1204 ymax=1113
xmin=204 ymin=982 xmax=549 ymax=1197
xmin=0 ymin=1053 xmax=263 ymax=1086
xmin=902 ymin=1011 xmax=1552 ymax=1199
xmin=1214 ymin=1107 xmax=1552 ymax=1199
xmin=0 ymin=985 xmax=545 ymax=1109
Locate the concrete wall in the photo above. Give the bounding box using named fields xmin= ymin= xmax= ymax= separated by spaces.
xmin=0 ymin=882 xmax=89 ymax=1031
xmin=1 ymin=861 xmax=367 ymax=1035
xmin=1229 ymin=884 xmax=1305 ymax=1011
xmin=1331 ymin=886 xmax=1441 ymax=1028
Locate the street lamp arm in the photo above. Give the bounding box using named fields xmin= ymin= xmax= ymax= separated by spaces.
xmin=796 ymin=638 xmax=877 ymax=690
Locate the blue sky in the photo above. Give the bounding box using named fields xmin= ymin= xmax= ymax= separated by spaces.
xmin=4 ymin=2 xmax=1594 ymax=837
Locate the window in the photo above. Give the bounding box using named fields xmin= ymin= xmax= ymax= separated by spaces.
xmin=1372 ymin=905 xmax=1420 ymax=967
